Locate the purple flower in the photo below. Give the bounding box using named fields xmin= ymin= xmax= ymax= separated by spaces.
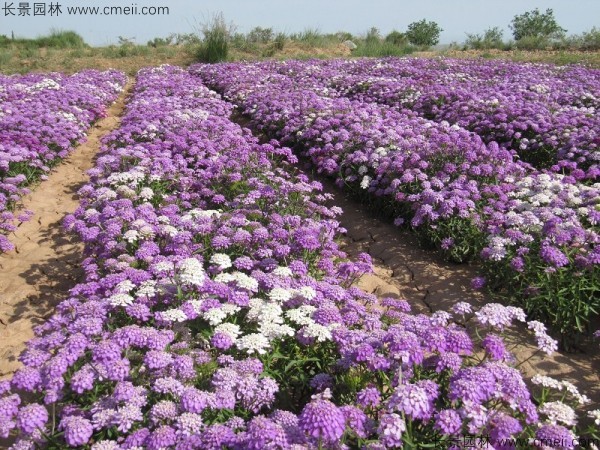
xmin=298 ymin=398 xmax=346 ymax=444
xmin=59 ymin=415 xmax=94 ymax=447
xmin=535 ymin=424 xmax=575 ymax=450
xmin=434 ymin=409 xmax=462 ymax=435
xmin=482 ymin=334 xmax=510 ymax=361
xmin=16 ymin=404 xmax=48 ymax=434
xmin=377 ymin=413 xmax=405 ymax=448
xmin=388 ymin=383 xmax=434 ymax=420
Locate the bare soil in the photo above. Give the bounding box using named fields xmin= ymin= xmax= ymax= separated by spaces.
xmin=0 ymin=83 xmax=132 ymax=379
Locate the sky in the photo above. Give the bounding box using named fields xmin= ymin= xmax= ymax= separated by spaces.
xmin=0 ymin=0 xmax=598 ymax=46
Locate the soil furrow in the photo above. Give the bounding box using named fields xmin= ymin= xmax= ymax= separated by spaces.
xmin=0 ymin=82 xmax=132 ymax=378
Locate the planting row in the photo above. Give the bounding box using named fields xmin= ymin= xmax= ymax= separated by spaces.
xmin=267 ymin=58 xmax=600 ymax=183
xmin=191 ymin=62 xmax=600 ymax=343
xmin=0 ymin=69 xmax=127 ymax=252
xmin=2 ymin=65 xmax=594 ymax=449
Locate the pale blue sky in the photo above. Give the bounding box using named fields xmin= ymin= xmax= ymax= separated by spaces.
xmin=0 ymin=0 xmax=598 ymax=46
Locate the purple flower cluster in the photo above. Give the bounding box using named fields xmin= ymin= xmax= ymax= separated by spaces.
xmin=191 ymin=59 xmax=599 ymax=339
xmin=304 ymin=58 xmax=600 ymax=182
xmin=1 ymin=65 xmax=591 ymax=449
xmin=0 ymin=69 xmax=127 ymax=252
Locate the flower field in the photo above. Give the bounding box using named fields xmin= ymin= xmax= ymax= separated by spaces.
xmin=0 ymin=61 xmax=598 ymax=449
xmin=0 ymin=70 xmax=127 ymax=253
xmin=191 ymin=59 xmax=600 ymax=343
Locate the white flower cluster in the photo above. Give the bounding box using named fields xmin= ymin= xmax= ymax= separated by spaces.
xmin=214 ymin=272 xmax=259 ymax=292
xmin=177 ymin=258 xmax=206 ymax=287
xmin=539 ymin=401 xmax=577 ymax=426
xmin=527 ymin=321 xmax=558 ymax=355
xmin=210 ymin=253 xmax=232 ymax=270
xmin=28 ymin=78 xmax=61 ymax=92
xmin=531 ymin=375 xmax=590 ymax=405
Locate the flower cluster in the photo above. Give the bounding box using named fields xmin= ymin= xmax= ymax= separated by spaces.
xmin=0 ymin=69 xmax=127 ymax=252
xmin=2 ymin=65 xmax=594 ymax=449
xmin=191 ymin=59 xmax=599 ymax=341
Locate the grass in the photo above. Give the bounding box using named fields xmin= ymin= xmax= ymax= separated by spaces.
xmin=1 ymin=28 xmax=599 ymax=76
xmin=353 ymin=40 xmax=415 ymax=57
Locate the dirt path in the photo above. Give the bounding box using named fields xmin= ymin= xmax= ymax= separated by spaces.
xmin=322 ymin=181 xmax=600 ymax=408
xmin=0 ymin=82 xmax=132 ymax=379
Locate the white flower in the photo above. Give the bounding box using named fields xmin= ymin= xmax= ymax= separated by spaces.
xmin=221 ymin=304 xmax=241 ymax=316
xmin=214 ymin=323 xmax=241 ymax=340
xmin=136 ymin=280 xmax=157 ymax=298
xmin=360 ymin=175 xmax=372 ymax=190
xmin=303 ymin=323 xmax=332 ymax=342
xmin=272 ymin=266 xmax=293 ymax=278
xmin=296 ymin=286 xmax=317 ymax=300
xmin=286 ymin=305 xmax=317 ymax=325
xmin=588 ymin=409 xmax=600 ymax=426
xmin=259 ymin=322 xmax=295 ymax=339
xmin=177 ymin=258 xmax=206 ymax=287
xmin=109 ymin=293 xmax=134 ymax=307
xmin=539 ymin=401 xmax=577 ymax=426
xmin=233 ymin=272 xmax=259 ymax=292
xmin=123 ymin=230 xmax=139 ymax=243
xmin=210 ymin=253 xmax=232 ymax=270
xmin=236 ymin=333 xmax=271 ymax=354
xmin=268 ymin=287 xmax=293 ymax=304
xmin=161 ymin=308 xmax=188 ymax=322
xmin=214 ymin=273 xmax=235 ymax=283
xmin=160 ymin=225 xmax=179 ymax=237
xmin=115 ymin=280 xmax=135 ymax=293
xmin=531 ymin=375 xmax=563 ymax=390
xmin=203 ymin=308 xmax=227 ymax=326
xmin=139 ymin=187 xmax=154 ymax=200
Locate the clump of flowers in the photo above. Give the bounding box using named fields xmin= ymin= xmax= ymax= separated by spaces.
xmin=1 ymin=65 xmax=596 ymax=449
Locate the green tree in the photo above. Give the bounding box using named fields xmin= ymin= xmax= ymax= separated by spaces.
xmin=405 ymin=19 xmax=443 ymax=47
xmin=510 ymin=8 xmax=566 ymax=40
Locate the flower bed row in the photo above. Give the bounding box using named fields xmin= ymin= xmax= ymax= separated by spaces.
xmin=191 ymin=62 xmax=600 ymax=343
xmin=274 ymin=58 xmax=600 ymax=183
xmin=0 ymin=69 xmax=127 ymax=252
xmin=2 ymin=65 xmax=596 ymax=449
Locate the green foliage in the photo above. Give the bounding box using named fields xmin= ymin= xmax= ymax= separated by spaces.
xmin=514 ymin=35 xmax=552 ymax=51
xmin=246 ymin=26 xmax=274 ymax=44
xmin=273 ymin=32 xmax=286 ymax=51
xmin=510 ymin=8 xmax=566 ymax=41
xmin=196 ymin=12 xmax=231 ymax=63
xmin=405 ymin=19 xmax=443 ymax=48
xmin=290 ymin=28 xmax=327 ymax=47
xmin=147 ymin=36 xmax=174 ymax=47
xmin=579 ymin=27 xmax=600 ymax=51
xmin=365 ymin=27 xmax=382 ymax=44
xmin=353 ymin=40 xmax=414 ymax=57
xmin=385 ymin=30 xmax=408 ymax=46
xmin=0 ymin=29 xmax=86 ymax=48
xmin=335 ymin=31 xmax=354 ymax=42
xmin=464 ymin=27 xmax=504 ymax=50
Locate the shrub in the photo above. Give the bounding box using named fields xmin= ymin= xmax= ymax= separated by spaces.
xmin=580 ymin=27 xmax=600 ymax=51
xmin=246 ymin=26 xmax=274 ymax=44
xmin=464 ymin=27 xmax=504 ymax=50
xmin=353 ymin=40 xmax=414 ymax=57
xmin=273 ymin=32 xmax=286 ymax=51
xmin=384 ymin=30 xmax=408 ymax=46
xmin=514 ymin=35 xmax=551 ymax=51
xmin=405 ymin=19 xmax=443 ymax=48
xmin=510 ymin=8 xmax=566 ymax=41
xmin=196 ymin=12 xmax=231 ymax=63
